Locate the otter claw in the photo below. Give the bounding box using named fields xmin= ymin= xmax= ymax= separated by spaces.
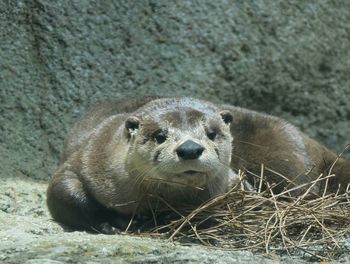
xmin=96 ymin=222 xmax=120 ymax=235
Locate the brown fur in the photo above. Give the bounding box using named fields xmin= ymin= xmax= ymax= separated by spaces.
xmin=47 ymin=97 xmax=350 ymax=233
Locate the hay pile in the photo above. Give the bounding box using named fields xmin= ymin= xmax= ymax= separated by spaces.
xmin=140 ymin=166 xmax=350 ymax=261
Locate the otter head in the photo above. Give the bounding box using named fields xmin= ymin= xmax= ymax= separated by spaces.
xmin=124 ymin=98 xmax=233 ymax=197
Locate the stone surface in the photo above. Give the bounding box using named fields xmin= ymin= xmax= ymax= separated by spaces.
xmin=1 ymin=0 xmax=350 ymax=262
xmin=0 ymin=178 xmax=314 ymax=264
xmin=1 ymin=178 xmax=350 ymax=263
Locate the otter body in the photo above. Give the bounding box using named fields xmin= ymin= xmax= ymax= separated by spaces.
xmin=47 ymin=97 xmax=350 ymax=233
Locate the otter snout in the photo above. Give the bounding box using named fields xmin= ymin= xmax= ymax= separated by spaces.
xmin=176 ymin=140 xmax=205 ymax=160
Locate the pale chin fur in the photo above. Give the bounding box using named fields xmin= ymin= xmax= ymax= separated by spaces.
xmin=144 ymin=168 xmax=208 ymax=188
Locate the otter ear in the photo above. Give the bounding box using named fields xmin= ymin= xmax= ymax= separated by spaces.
xmin=125 ymin=116 xmax=140 ymax=132
xmin=220 ymin=110 xmax=233 ymax=125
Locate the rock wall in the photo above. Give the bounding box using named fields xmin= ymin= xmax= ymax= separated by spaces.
xmin=1 ymin=0 xmax=350 ymax=180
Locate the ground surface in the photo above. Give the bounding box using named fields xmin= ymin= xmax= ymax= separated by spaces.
xmin=0 ymin=177 xmax=304 ymax=264
xmin=2 ymin=177 xmax=350 ymax=264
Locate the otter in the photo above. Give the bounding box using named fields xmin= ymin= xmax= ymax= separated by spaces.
xmin=47 ymin=97 xmax=350 ymax=233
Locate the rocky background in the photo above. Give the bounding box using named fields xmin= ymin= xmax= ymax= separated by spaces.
xmin=1 ymin=0 xmax=350 ymax=263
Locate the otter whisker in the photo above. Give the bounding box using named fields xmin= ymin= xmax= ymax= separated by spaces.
xmin=235 ymin=140 xmax=267 ymax=148
xmin=144 ymin=177 xmax=205 ymax=191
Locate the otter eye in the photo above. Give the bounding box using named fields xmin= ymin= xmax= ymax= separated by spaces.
xmin=153 ymin=130 xmax=167 ymax=144
xmin=207 ymin=130 xmax=217 ymax=141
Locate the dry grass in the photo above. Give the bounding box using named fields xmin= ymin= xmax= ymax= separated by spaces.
xmin=137 ymin=166 xmax=350 ymax=261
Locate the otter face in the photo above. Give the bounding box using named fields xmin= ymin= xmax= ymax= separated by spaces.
xmin=124 ymin=99 xmax=233 ymax=195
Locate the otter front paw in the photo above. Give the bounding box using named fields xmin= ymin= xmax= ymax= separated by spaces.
xmin=95 ymin=222 xmax=121 ymax=235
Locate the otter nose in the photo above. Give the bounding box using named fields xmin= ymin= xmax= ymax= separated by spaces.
xmin=176 ymin=140 xmax=204 ymax=160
